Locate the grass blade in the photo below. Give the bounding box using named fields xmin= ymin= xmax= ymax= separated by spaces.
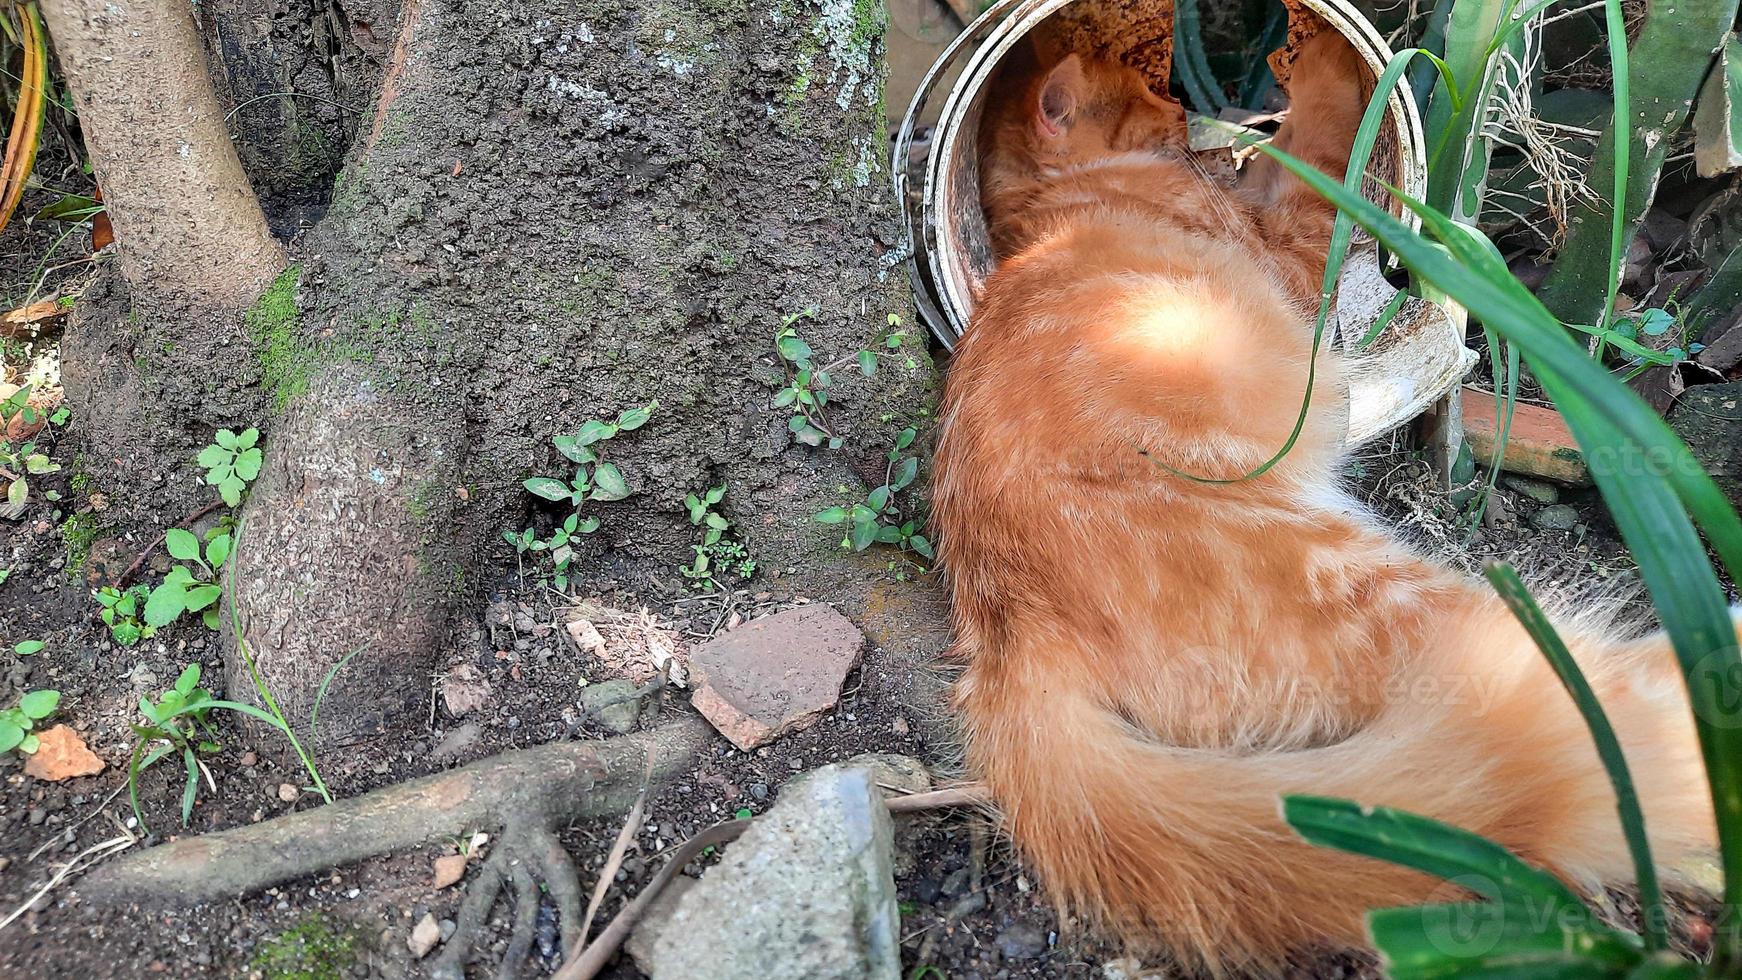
xmin=1483 ymin=563 xmax=1666 ymax=951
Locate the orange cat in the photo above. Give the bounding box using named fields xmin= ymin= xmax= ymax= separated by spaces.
xmin=935 ymin=32 xmax=1718 ymax=975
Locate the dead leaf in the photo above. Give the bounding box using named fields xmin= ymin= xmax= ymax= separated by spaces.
xmin=23 ymin=725 xmax=105 ymax=781
xmin=0 ymin=300 xmax=67 ymax=335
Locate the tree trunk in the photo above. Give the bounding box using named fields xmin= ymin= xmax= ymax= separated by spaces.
xmin=193 ymin=0 xmax=399 ymax=236
xmin=45 ymin=0 xmax=290 ymax=531
xmin=40 ymin=0 xmax=283 ymax=307
xmin=223 ymin=0 xmax=935 ymax=747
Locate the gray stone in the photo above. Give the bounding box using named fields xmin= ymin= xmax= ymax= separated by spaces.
xmin=1530 ymin=504 xmax=1580 ymax=531
xmin=647 ymin=759 xmax=910 ymax=980
xmin=688 ymin=605 xmax=865 ymax=749
xmin=577 ymin=679 xmax=646 ymax=735
xmin=626 ymin=875 xmax=697 ymax=975
xmin=995 ymin=922 xmax=1048 ymax=960
xmin=1500 ymin=474 xmax=1559 ymax=505
xmin=428 ymin=722 xmax=483 ymax=763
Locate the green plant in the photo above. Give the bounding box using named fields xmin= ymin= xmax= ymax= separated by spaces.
xmin=1251 ymin=60 xmax=1742 ymax=972
xmin=0 ymin=382 xmax=61 ymax=519
xmin=510 ymin=401 xmax=656 ymax=591
xmin=197 ymin=427 xmax=263 ymax=507
xmin=95 ymin=584 xmax=155 ymax=646
xmin=0 ymin=688 xmax=57 ymax=754
xmin=680 ymin=484 xmax=756 ymax=591
xmin=814 ymin=426 xmax=932 ymax=568
xmin=13 ymin=638 xmax=41 ymax=657
xmin=143 ymin=527 xmax=231 ymax=630
xmin=127 ymin=663 xmax=221 ymax=829
xmin=773 ymin=311 xmax=906 ymax=449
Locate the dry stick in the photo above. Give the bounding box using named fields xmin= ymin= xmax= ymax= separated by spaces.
xmin=116 ymin=499 xmax=224 ymax=586
xmin=578 ymin=780 xmax=649 ymax=949
xmin=885 ymin=784 xmax=990 ymax=814
xmin=79 ymin=717 xmax=713 ymax=906
xmin=554 ymin=782 xmax=994 ymax=980
xmin=554 ymin=818 xmax=750 ymax=980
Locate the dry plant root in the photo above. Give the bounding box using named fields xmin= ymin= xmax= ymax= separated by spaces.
xmin=80 ymin=717 xmax=713 ymax=977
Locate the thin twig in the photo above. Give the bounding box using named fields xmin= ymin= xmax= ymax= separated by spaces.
xmin=885 ymin=784 xmax=991 ymax=813
xmin=554 ymin=818 xmax=750 ymax=980
xmin=27 ymin=782 xmax=127 ymax=863
xmin=116 ymin=499 xmax=224 ymax=586
xmin=0 ymin=832 xmax=133 ymax=933
xmin=577 ymin=777 xmax=649 ymax=948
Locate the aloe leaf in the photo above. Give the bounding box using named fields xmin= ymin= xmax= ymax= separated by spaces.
xmin=1537 ymin=0 xmax=1742 ymax=327
xmin=1484 ymin=563 xmax=1666 ymax=951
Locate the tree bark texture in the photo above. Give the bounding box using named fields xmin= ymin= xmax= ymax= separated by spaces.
xmin=40 ymin=0 xmax=285 ymax=308
xmin=225 ymin=0 xmax=937 ymax=747
xmin=194 ymin=0 xmax=400 ymax=236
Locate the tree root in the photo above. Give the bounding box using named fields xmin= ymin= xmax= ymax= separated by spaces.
xmin=78 ymin=717 xmax=713 ymax=912
xmin=432 ymin=821 xmax=590 ymax=980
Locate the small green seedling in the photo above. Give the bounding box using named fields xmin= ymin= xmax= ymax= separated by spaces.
xmin=144 ymin=527 xmax=231 ymax=630
xmin=96 ymin=584 xmax=155 ymax=646
xmin=196 ymin=427 xmax=263 ymax=507
xmin=774 ymin=312 xmax=910 ymax=449
xmin=0 ymin=689 xmax=60 ymax=754
xmin=814 ymin=426 xmax=932 ymax=569
xmin=522 ymin=402 xmax=654 ymax=507
xmin=128 ymin=663 xmax=221 ymax=829
xmin=14 ymin=639 xmax=42 ymax=657
xmin=0 ymin=383 xmax=62 ymax=519
xmin=680 ymin=484 xmax=756 ymax=592
xmin=512 ymin=401 xmax=657 ymax=591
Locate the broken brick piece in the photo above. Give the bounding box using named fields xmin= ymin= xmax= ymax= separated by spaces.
xmin=688 ymin=605 xmax=865 ymax=750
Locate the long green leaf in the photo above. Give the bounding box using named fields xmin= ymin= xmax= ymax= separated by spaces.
xmin=1250 ymin=136 xmax=1742 ymax=963
xmin=1369 ymin=903 xmax=1643 ymax=979
xmin=1483 ymin=563 xmax=1666 ymax=951
xmin=180 ymin=746 xmax=200 ymax=826
xmin=1283 ymin=795 xmax=1589 ymax=910
xmin=1424 ymin=0 xmax=1525 ymax=222
xmin=1595 ymin=0 xmax=1631 ymax=360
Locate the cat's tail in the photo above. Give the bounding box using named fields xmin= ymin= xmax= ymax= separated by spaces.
xmin=956 ymin=625 xmax=1714 ymax=975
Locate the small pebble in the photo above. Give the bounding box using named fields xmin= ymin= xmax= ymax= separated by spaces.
xmin=1530 ymin=504 xmax=1579 ymax=531
xmin=277 ymin=783 xmax=298 ymax=803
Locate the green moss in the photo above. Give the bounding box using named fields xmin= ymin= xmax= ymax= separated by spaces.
xmin=249 ymin=914 xmax=358 ymax=980
xmin=61 ymin=512 xmax=99 ymax=576
xmin=247 ymin=266 xmax=310 ymax=413
xmin=406 ymin=479 xmax=442 ymax=520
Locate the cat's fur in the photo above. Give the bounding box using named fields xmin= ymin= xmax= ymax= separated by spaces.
xmin=935 ymin=32 xmax=1719 ymax=974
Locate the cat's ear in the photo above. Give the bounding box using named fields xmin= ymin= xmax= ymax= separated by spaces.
xmin=1036 ymin=55 xmax=1087 ymax=137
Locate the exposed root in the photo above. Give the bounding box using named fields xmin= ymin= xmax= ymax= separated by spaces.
xmin=78 ymin=717 xmax=712 ymax=907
